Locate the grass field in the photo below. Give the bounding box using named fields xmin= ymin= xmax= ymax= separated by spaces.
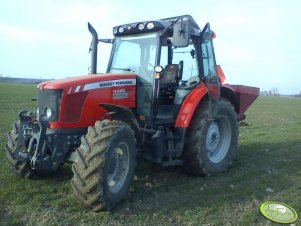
xmin=0 ymin=82 xmax=300 ymax=225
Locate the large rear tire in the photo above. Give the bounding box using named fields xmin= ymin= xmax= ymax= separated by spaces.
xmin=71 ymin=120 xmax=136 ymax=212
xmin=6 ymin=122 xmax=33 ymax=179
xmin=182 ymin=98 xmax=238 ymax=176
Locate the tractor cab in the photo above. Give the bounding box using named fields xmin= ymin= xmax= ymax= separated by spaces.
xmin=91 ymin=15 xmax=219 ymax=128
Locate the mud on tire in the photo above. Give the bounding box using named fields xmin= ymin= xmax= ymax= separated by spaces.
xmin=6 ymin=122 xmax=33 ymax=179
xmin=182 ymin=98 xmax=238 ymax=176
xmin=71 ymin=120 xmax=136 ymax=212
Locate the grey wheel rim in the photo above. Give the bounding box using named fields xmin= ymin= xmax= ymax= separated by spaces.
xmin=206 ymin=116 xmax=231 ymax=164
xmin=107 ymin=142 xmax=130 ymax=193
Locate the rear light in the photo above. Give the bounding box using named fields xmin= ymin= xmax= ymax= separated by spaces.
xmin=211 ymin=31 xmax=216 ymax=39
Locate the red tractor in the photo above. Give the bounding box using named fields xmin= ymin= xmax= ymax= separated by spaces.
xmin=6 ymin=15 xmax=259 ymax=211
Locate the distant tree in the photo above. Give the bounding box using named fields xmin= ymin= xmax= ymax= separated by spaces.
xmin=270 ymin=87 xmax=279 ymax=96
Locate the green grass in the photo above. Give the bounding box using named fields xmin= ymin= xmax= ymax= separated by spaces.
xmin=0 ymin=82 xmax=300 ymax=225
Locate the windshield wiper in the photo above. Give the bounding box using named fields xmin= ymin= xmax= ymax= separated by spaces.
xmin=110 ymin=67 xmax=131 ymax=71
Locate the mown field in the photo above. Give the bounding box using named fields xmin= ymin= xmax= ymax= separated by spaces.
xmin=0 ymin=82 xmax=300 ymax=226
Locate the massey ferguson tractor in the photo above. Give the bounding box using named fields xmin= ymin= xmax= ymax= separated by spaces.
xmin=6 ymin=15 xmax=259 ymax=211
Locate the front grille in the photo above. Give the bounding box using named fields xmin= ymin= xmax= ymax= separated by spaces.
xmin=38 ymin=89 xmax=63 ymax=121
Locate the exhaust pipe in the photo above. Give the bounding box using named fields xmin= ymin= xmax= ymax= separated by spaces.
xmin=88 ymin=22 xmax=98 ymax=74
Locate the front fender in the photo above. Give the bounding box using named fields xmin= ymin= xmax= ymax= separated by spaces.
xmin=99 ymin=104 xmax=141 ymax=146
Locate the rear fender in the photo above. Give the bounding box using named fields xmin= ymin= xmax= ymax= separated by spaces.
xmin=175 ymin=84 xmax=241 ymax=128
xmin=175 ymin=84 xmax=207 ymax=128
xmin=220 ymin=85 xmax=240 ymax=114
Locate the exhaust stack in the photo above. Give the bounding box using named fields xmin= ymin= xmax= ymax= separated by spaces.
xmin=88 ymin=22 xmax=98 ymax=74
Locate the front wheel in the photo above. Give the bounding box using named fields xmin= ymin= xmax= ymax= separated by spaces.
xmin=182 ymin=98 xmax=238 ymax=176
xmin=6 ymin=122 xmax=33 ymax=178
xmin=71 ymin=120 xmax=136 ymax=212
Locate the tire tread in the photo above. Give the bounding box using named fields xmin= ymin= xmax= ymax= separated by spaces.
xmin=71 ymin=120 xmax=136 ymax=211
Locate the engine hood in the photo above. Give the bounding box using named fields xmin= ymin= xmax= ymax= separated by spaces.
xmin=37 ymin=73 xmax=137 ymax=90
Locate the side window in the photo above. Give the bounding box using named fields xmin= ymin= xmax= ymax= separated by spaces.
xmin=201 ymin=42 xmax=209 ymax=76
xmin=201 ymin=32 xmax=216 ymax=77
xmin=172 ymin=44 xmax=198 ymax=81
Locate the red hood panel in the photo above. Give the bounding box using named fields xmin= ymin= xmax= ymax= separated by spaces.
xmin=38 ymin=73 xmax=136 ymax=90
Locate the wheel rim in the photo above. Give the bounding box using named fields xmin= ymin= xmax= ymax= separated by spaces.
xmin=107 ymin=142 xmax=130 ymax=194
xmin=206 ymin=116 xmax=231 ymax=164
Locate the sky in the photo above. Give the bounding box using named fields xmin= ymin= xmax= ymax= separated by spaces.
xmin=0 ymin=0 xmax=300 ymax=94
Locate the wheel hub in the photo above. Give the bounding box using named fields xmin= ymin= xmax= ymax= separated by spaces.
xmin=206 ymin=122 xmax=220 ymax=151
xmin=107 ymin=143 xmax=130 ymax=194
xmin=206 ymin=118 xmax=231 ymax=164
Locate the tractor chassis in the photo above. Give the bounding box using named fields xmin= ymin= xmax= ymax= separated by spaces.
xmin=141 ymin=126 xmax=186 ymax=166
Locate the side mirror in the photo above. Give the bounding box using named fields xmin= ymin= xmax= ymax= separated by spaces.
xmin=173 ymin=19 xmax=190 ymax=47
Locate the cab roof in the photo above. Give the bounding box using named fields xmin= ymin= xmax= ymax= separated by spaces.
xmin=113 ymin=15 xmax=201 ymax=37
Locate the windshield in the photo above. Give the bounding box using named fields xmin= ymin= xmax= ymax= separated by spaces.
xmin=108 ymin=33 xmax=158 ymax=83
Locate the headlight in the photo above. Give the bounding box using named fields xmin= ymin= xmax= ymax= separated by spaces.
xmin=118 ymin=27 xmax=124 ymax=33
xmin=146 ymin=22 xmax=154 ymax=29
xmin=38 ymin=89 xmax=62 ymax=122
xmin=138 ymin=23 xmax=145 ymax=30
xmin=45 ymin=107 xmax=53 ymax=119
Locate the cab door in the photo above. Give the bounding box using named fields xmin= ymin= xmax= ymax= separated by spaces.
xmin=200 ymin=23 xmax=220 ymax=100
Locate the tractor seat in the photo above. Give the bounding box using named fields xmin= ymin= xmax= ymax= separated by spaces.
xmin=158 ymin=62 xmax=183 ymax=105
xmin=160 ymin=63 xmax=182 ymax=89
xmin=160 ymin=64 xmax=179 ymax=88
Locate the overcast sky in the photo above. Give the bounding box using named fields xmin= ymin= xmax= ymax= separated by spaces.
xmin=1 ymin=0 xmax=300 ymax=94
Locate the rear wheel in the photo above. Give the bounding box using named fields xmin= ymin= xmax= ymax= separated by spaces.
xmin=71 ymin=120 xmax=136 ymax=212
xmin=6 ymin=122 xmax=33 ymax=178
xmin=182 ymin=98 xmax=238 ymax=176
